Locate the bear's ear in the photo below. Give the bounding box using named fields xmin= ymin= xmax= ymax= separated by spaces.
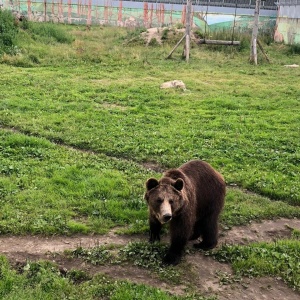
xmin=173 ymin=178 xmax=184 ymax=191
xmin=146 ymin=178 xmax=159 ymax=191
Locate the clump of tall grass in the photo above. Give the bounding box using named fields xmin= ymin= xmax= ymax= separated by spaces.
xmin=1 ymin=18 xmax=75 ymax=66
xmin=28 ymin=22 xmax=74 ymax=44
xmin=287 ymin=44 xmax=300 ymax=55
xmin=0 ymin=9 xmax=19 ymax=55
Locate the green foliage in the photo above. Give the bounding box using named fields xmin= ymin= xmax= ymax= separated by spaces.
xmin=0 ymin=10 xmax=19 ymax=54
xmin=0 ymin=256 xmax=212 ymax=300
xmin=292 ymin=229 xmax=300 ymax=239
xmin=123 ymin=27 xmax=147 ymax=45
xmin=88 ymin=275 xmax=214 ymax=300
xmin=0 ymin=22 xmax=298 ymax=300
xmin=70 ymin=246 xmax=116 ymax=265
xmin=119 ymin=242 xmax=181 ymax=283
xmin=67 ymin=269 xmax=91 ymax=283
xmin=0 ymin=130 xmax=147 ymax=235
xmin=28 ymin=22 xmax=74 ymax=44
xmin=222 ymin=188 xmax=300 ymax=227
xmin=287 ymin=44 xmax=300 ymax=55
xmin=0 ymin=258 xmax=73 ymax=299
xmin=211 ymin=240 xmax=300 ymax=291
xmin=148 ymin=37 xmax=160 ymax=46
xmin=161 ymin=28 xmax=170 ymax=41
xmin=70 ymin=242 xmax=182 ymax=283
xmin=0 ymin=25 xmax=299 ymax=236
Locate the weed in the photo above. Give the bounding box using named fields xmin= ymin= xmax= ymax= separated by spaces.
xmin=148 ymin=37 xmax=160 ymax=46
xmin=287 ymin=44 xmax=300 ymax=55
xmin=67 ymin=269 xmax=91 ymax=284
xmin=119 ymin=242 xmax=182 ymax=283
xmin=0 ymin=10 xmax=19 ymax=55
xmin=123 ymin=27 xmax=147 ymax=45
xmin=1 ymin=255 xmax=213 ymax=299
xmin=292 ymin=229 xmax=300 ymax=239
xmin=70 ymin=242 xmax=183 ymax=284
xmin=211 ymin=240 xmax=300 ymax=291
xmin=70 ymin=246 xmax=116 ymax=265
xmin=215 ymin=270 xmax=242 ymax=286
xmin=161 ymin=28 xmax=170 ymax=40
xmin=28 ymin=22 xmax=74 ymax=44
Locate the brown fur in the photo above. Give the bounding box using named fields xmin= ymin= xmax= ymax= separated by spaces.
xmin=144 ymin=160 xmax=225 ymax=265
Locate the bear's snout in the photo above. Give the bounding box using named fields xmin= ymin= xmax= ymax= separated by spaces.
xmin=162 ymin=213 xmax=172 ymax=223
xmin=158 ymin=201 xmax=172 ymax=224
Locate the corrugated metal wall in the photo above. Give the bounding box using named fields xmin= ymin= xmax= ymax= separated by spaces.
xmin=276 ymin=2 xmax=300 ymax=44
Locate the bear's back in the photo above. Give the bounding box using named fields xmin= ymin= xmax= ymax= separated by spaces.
xmin=179 ymin=160 xmax=225 ymax=213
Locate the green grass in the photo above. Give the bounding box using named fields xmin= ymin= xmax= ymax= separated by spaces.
xmin=0 ymin=129 xmax=148 ymax=234
xmin=1 ymin=24 xmax=299 ymax=205
xmin=0 ymin=22 xmax=299 ymax=233
xmin=0 ymin=21 xmax=299 ymax=299
xmin=0 ymin=9 xmax=19 ymax=55
xmin=211 ymin=239 xmax=300 ymax=291
xmin=1 ymin=128 xmax=299 ymax=235
xmin=0 ymin=256 xmax=214 ymax=300
xmin=69 ymin=241 xmax=182 ymax=283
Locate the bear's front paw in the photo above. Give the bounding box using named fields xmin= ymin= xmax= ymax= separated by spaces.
xmin=193 ymin=240 xmax=217 ymax=250
xmin=149 ymin=232 xmax=160 ymax=243
xmin=163 ymin=252 xmax=181 ymax=266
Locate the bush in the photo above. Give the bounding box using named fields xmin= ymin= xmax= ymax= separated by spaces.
xmin=0 ymin=10 xmax=19 ymax=54
xmin=287 ymin=44 xmax=300 ymax=55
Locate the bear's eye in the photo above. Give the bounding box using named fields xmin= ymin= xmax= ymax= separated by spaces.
xmin=157 ymin=198 xmax=163 ymax=204
xmin=169 ymin=200 xmax=174 ymax=205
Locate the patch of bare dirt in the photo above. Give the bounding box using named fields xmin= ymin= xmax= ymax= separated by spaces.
xmin=142 ymin=27 xmax=164 ymax=45
xmin=142 ymin=161 xmax=164 ymax=173
xmin=185 ymin=253 xmax=300 ymax=300
xmin=219 ymin=218 xmax=300 ymax=245
xmin=142 ymin=27 xmax=187 ymax=46
xmin=1 ymin=218 xmax=299 ymax=299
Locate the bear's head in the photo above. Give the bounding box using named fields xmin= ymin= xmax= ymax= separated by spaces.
xmin=144 ymin=177 xmax=185 ymax=224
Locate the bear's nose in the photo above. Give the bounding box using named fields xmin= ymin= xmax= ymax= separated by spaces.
xmin=163 ymin=214 xmax=172 ymax=223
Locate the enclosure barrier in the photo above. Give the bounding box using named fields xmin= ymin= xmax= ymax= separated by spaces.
xmin=2 ymin=0 xmax=276 ymax=29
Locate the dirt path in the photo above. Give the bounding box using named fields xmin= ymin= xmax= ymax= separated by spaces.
xmin=0 ymin=218 xmax=299 ymax=299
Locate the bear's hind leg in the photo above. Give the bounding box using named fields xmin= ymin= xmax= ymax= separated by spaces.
xmin=193 ymin=216 xmax=218 ymax=250
xmin=189 ymin=220 xmax=203 ymax=241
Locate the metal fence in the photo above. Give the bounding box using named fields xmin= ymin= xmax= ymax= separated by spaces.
xmin=1 ymin=0 xmax=277 ymax=28
xmin=3 ymin=0 xmax=187 ymax=27
xmin=277 ymin=0 xmax=300 ymax=5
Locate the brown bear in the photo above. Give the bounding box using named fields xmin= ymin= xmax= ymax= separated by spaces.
xmin=144 ymin=160 xmax=225 ymax=265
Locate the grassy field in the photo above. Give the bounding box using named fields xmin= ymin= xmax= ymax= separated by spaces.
xmin=0 ymin=16 xmax=299 ymax=299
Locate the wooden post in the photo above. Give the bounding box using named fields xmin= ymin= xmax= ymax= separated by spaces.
xmin=166 ymin=34 xmax=186 ymax=59
xmin=44 ymin=0 xmax=47 ymax=22
xmin=250 ymin=0 xmax=261 ymax=65
xmin=165 ymin=0 xmax=192 ymax=60
xmin=184 ymin=0 xmax=192 ymax=62
xmin=257 ymin=39 xmax=271 ymax=63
